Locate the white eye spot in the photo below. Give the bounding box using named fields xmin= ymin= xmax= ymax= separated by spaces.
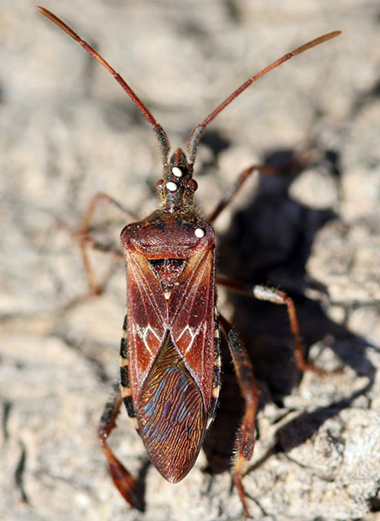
xmin=166 ymin=181 xmax=177 ymax=192
xmin=195 ymin=227 xmax=205 ymax=238
xmin=172 ymin=167 xmax=183 ymax=178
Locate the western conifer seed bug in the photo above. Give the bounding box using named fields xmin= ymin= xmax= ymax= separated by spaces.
xmin=37 ymin=6 xmax=340 ymax=518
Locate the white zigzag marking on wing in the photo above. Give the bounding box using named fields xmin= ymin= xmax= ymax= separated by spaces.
xmin=177 ymin=322 xmax=207 ymax=355
xmin=134 ymin=324 xmax=161 ymax=355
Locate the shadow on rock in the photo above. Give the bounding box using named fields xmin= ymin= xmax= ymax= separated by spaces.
xmin=203 ymin=147 xmax=375 ymax=475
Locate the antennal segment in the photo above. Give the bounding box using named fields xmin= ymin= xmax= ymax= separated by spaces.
xmin=37 ymin=6 xmax=170 ymax=164
xmin=187 ymin=30 xmax=341 ymax=164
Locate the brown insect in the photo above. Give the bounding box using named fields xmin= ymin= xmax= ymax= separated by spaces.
xmin=37 ymin=6 xmax=340 ymax=518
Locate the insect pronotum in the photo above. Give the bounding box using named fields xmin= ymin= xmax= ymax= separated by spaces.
xmin=37 ymin=6 xmax=340 ymax=518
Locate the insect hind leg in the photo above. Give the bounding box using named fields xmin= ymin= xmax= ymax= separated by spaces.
xmin=98 ymin=378 xmax=144 ymax=511
xmin=219 ymin=314 xmax=260 ymax=519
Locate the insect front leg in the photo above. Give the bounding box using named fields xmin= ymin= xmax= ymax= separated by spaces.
xmin=77 ymin=193 xmax=136 ymax=295
xmin=207 ymin=149 xmax=313 ymax=225
xmin=80 ymin=192 xmax=139 ymax=233
xmin=218 ymin=278 xmax=324 ymax=374
xmin=219 ymin=314 xmax=260 ymax=519
xmin=207 ymin=164 xmax=277 ymax=224
xmin=98 ymin=378 xmax=144 ymax=511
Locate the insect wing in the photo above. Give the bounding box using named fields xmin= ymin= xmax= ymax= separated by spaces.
xmin=169 ymin=248 xmax=216 ymax=406
xmin=126 ymin=252 xmax=167 ymax=399
xmin=126 ymin=246 xmax=216 ymax=482
xmin=137 ymin=329 xmax=208 ymax=482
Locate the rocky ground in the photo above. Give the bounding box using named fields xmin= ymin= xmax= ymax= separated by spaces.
xmin=1 ymin=1 xmax=380 ymax=520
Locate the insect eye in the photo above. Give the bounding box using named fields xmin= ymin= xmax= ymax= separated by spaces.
xmin=186 ymin=179 xmax=198 ymax=192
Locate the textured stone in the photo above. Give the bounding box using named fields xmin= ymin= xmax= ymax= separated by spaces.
xmin=1 ymin=1 xmax=380 ymax=520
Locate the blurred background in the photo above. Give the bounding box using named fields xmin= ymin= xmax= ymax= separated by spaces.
xmin=1 ymin=1 xmax=380 ymax=520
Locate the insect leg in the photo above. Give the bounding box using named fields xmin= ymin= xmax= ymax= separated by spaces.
xmin=77 ymin=193 xmax=134 ymax=294
xmin=217 ymin=277 xmax=323 ymax=374
xmin=80 ymin=192 xmax=139 ymax=232
xmin=79 ymin=236 xmax=124 ymax=295
xmin=98 ymin=378 xmax=144 ymax=511
xmin=219 ymin=314 xmax=260 ymax=519
xmin=207 ymin=164 xmax=277 ymax=224
xmin=208 ymin=147 xmax=316 ymax=225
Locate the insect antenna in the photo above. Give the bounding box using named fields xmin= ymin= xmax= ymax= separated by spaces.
xmin=37 ymin=6 xmax=170 ymax=165
xmin=187 ymin=30 xmax=341 ymax=165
